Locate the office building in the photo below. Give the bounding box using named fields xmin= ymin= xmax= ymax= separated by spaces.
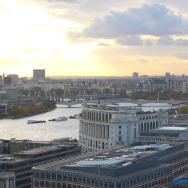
xmin=32 ymin=143 xmax=188 ymax=188
xmin=0 ymin=144 xmax=81 ymax=188
xmin=33 ymin=69 xmax=45 ymax=81
xmin=79 ymin=103 xmax=168 ymax=153
xmin=132 ymin=72 xmax=139 ymax=79
xmin=166 ymin=72 xmax=171 ymax=79
xmin=7 ymin=74 xmax=19 ymax=86
xmin=0 ymin=171 xmax=15 ymax=188
xmin=139 ymin=126 xmax=188 ymax=143
xmin=3 ymin=77 xmax=11 ymax=86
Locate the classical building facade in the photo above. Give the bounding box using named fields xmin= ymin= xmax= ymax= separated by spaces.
xmin=79 ymin=103 xmax=168 ymax=153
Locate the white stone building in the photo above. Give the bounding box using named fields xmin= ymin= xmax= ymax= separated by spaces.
xmin=79 ymin=103 xmax=168 ymax=153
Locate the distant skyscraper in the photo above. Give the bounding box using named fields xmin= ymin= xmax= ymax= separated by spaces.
xmin=3 ymin=77 xmax=11 ymax=85
xmin=132 ymin=72 xmax=139 ymax=79
xmin=33 ymin=69 xmax=45 ymax=80
xmin=7 ymin=74 xmax=19 ymax=86
xmin=165 ymin=72 xmax=171 ymax=79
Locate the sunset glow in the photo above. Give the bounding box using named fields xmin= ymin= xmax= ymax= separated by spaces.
xmin=1 ymin=0 xmax=188 ymax=76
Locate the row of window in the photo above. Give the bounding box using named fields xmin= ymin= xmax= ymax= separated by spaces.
xmin=33 ymin=181 xmax=88 ymax=188
xmin=139 ymin=115 xmax=157 ymax=121
xmin=80 ymin=122 xmax=110 ymax=139
xmin=32 ymin=167 xmax=171 ymax=188
xmin=82 ymin=111 xmax=112 ymax=122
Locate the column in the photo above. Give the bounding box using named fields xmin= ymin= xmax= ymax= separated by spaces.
xmin=96 ymin=124 xmax=99 ymax=138
xmin=103 ymin=125 xmax=105 ymax=139
xmin=105 ymin=125 xmax=107 ymax=139
xmin=108 ymin=126 xmax=109 ymax=139
xmin=100 ymin=125 xmax=102 ymax=138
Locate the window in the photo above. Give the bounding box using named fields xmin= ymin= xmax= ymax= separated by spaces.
xmin=46 ymin=182 xmax=50 ymax=187
xmin=40 ymin=172 xmax=45 ymax=179
xmin=52 ymin=173 xmax=56 ymax=179
xmin=46 ymin=172 xmax=50 ymax=179
xmin=57 ymin=174 xmax=62 ymax=180
xmin=35 ymin=172 xmax=39 ymax=178
xmin=102 ymin=142 xmax=105 ymax=149
xmin=0 ymin=182 xmax=4 ymax=188
xmin=119 ymin=136 xmax=122 ymax=142
xmin=68 ymin=174 xmax=72 ymax=181
xmin=9 ymin=180 xmax=14 ymax=188
xmin=34 ymin=180 xmax=39 ymax=187
xmin=63 ymin=173 xmax=67 ymax=181
xmin=40 ymin=181 xmax=45 ymax=187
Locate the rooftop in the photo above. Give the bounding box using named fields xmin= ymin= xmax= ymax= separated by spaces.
xmin=67 ymin=144 xmax=172 ymax=169
xmin=0 ymin=171 xmax=15 ymax=178
xmin=83 ymin=103 xmax=154 ymax=113
xmin=141 ymin=126 xmax=188 ymax=137
xmin=33 ymin=143 xmax=179 ymax=178
xmin=14 ymin=144 xmax=74 ymax=157
xmin=83 ymin=103 xmax=135 ymax=111
xmin=0 ymin=156 xmax=30 ymax=164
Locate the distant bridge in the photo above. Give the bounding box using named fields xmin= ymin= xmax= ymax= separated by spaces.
xmin=54 ymin=98 xmax=188 ymax=108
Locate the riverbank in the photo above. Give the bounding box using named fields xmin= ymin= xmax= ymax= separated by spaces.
xmin=11 ymin=106 xmax=56 ymax=119
xmin=0 ymin=101 xmax=56 ymax=120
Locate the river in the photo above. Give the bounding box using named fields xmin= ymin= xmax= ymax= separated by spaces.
xmin=0 ymin=103 xmax=172 ymax=141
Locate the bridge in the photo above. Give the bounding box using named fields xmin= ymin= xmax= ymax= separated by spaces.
xmin=55 ymin=98 xmax=188 ymax=108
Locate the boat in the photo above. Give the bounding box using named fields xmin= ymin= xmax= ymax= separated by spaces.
xmin=27 ymin=120 xmax=46 ymax=124
xmin=48 ymin=117 xmax=68 ymax=122
xmin=48 ymin=118 xmax=56 ymax=122
xmin=69 ymin=114 xmax=79 ymax=119
xmin=55 ymin=117 xmax=68 ymax=121
xmin=74 ymin=114 xmax=79 ymax=119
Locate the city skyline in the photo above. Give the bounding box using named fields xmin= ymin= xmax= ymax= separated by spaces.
xmin=1 ymin=0 xmax=188 ymax=76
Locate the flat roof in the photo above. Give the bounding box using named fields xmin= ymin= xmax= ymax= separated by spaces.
xmin=0 ymin=156 xmax=30 ymax=163
xmin=14 ymin=144 xmax=72 ymax=156
xmin=67 ymin=144 xmax=171 ymax=169
xmin=0 ymin=171 xmax=15 ymax=178
xmin=33 ymin=144 xmax=175 ymax=172
xmin=159 ymin=127 xmax=188 ymax=131
xmin=83 ymin=103 xmax=157 ymax=114
xmin=141 ymin=127 xmax=188 ymax=137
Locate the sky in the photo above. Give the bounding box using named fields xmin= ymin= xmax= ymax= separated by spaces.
xmin=1 ymin=0 xmax=188 ymax=76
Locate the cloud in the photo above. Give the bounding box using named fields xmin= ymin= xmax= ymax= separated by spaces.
xmin=175 ymin=38 xmax=188 ymax=46
xmin=158 ymin=36 xmax=188 ymax=46
xmin=67 ymin=31 xmax=81 ymax=39
xmin=158 ymin=36 xmax=174 ymax=45
xmin=80 ymin=4 xmax=188 ymax=39
xmin=116 ymin=36 xmax=154 ymax=46
xmin=97 ymin=42 xmax=109 ymax=47
xmin=116 ymin=36 xmax=143 ymax=46
xmin=176 ymin=53 xmax=188 ymax=60
xmin=28 ymin=0 xmax=80 ymax=3
xmin=138 ymin=59 xmax=148 ymax=64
